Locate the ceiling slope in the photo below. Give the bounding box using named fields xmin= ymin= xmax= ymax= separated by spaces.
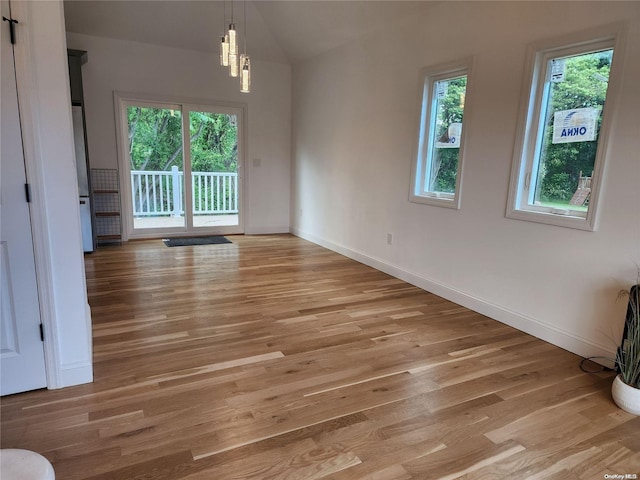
xmin=63 ymin=0 xmax=289 ymax=64
xmin=64 ymin=0 xmax=438 ymax=65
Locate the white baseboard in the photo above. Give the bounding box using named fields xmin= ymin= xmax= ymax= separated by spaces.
xmin=57 ymin=362 xmax=93 ymax=389
xmin=245 ymin=225 xmax=290 ymax=235
xmin=292 ymin=227 xmax=616 ymax=365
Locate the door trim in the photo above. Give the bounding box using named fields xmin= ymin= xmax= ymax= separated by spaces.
xmin=9 ymin=1 xmax=61 ymax=389
xmin=9 ymin=0 xmax=95 ymax=389
xmin=114 ymin=91 xmax=247 ymax=241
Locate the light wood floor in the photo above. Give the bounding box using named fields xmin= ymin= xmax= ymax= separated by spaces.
xmin=2 ymin=235 xmax=638 ymax=479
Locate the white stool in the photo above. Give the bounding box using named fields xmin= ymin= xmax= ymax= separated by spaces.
xmin=0 ymin=449 xmax=55 ymax=480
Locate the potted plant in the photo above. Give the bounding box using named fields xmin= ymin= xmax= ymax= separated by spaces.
xmin=612 ymin=284 xmax=640 ymax=415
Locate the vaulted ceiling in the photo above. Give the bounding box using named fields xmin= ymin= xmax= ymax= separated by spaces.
xmin=63 ymin=1 xmax=438 ymax=64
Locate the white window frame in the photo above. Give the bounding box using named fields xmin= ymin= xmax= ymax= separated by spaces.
xmin=410 ymin=58 xmax=474 ymax=209
xmin=506 ymin=26 xmax=625 ymax=231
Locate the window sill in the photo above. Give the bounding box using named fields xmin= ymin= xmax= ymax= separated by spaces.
xmin=410 ymin=193 xmax=460 ymax=210
xmin=506 ymin=207 xmax=595 ymax=231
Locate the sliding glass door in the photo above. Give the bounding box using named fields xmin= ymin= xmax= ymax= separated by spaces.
xmin=118 ymin=96 xmax=243 ymax=239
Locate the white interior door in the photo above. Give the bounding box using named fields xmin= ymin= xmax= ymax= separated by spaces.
xmin=1 ymin=0 xmax=47 ymax=396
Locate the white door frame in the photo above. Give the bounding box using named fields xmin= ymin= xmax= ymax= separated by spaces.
xmin=114 ymin=92 xmax=247 ymax=240
xmin=9 ymin=0 xmax=94 ymax=390
xmin=8 ymin=0 xmax=61 ymax=389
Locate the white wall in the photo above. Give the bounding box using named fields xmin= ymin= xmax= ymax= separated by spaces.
xmin=66 ymin=32 xmax=291 ymax=234
xmin=292 ymin=2 xmax=640 ymax=360
xmin=13 ymin=0 xmax=93 ymax=387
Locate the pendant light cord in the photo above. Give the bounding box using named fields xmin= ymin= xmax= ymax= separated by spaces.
xmin=243 ymin=0 xmax=247 ymax=54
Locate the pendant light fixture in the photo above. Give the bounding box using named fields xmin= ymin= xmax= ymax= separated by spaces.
xmin=240 ymin=0 xmax=251 ymax=93
xmin=219 ymin=1 xmax=229 ymax=66
xmin=217 ymin=0 xmax=250 ymax=92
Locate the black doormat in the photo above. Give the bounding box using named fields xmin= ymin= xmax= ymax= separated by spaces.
xmin=163 ymin=236 xmax=232 ymax=247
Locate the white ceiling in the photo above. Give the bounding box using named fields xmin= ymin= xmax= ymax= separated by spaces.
xmin=63 ymin=1 xmax=438 ymax=64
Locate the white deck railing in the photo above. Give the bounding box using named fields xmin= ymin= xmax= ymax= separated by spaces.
xmin=131 ymin=166 xmax=238 ymax=217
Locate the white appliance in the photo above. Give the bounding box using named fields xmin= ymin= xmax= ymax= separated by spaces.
xmin=72 ymin=105 xmax=94 ymax=252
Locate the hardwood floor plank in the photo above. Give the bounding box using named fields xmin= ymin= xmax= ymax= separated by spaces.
xmin=401 ymin=437 xmax=525 ymax=478
xmin=187 ymin=440 xmax=362 ymax=480
xmin=2 ymin=235 xmax=636 ymax=479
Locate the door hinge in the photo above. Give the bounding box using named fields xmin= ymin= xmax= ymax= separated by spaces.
xmin=39 ymin=324 xmax=44 ymax=342
xmin=25 ymin=183 xmax=31 ymax=203
xmin=2 ymin=16 xmax=18 ymax=45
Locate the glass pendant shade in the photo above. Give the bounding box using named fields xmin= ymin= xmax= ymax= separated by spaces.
xmin=228 ymin=22 xmax=238 ymax=77
xmin=228 ymin=23 xmax=237 ymax=56
xmin=229 ymin=52 xmax=239 ymax=77
xmin=220 ymin=34 xmax=229 ymax=66
xmin=240 ymin=55 xmax=251 ymax=93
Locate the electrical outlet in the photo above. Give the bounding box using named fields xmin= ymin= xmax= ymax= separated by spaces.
xmin=387 ymin=233 xmax=393 ymax=245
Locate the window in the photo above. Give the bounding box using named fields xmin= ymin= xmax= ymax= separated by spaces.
xmin=410 ymin=59 xmax=472 ymax=209
xmin=507 ymin=31 xmax=622 ymax=230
